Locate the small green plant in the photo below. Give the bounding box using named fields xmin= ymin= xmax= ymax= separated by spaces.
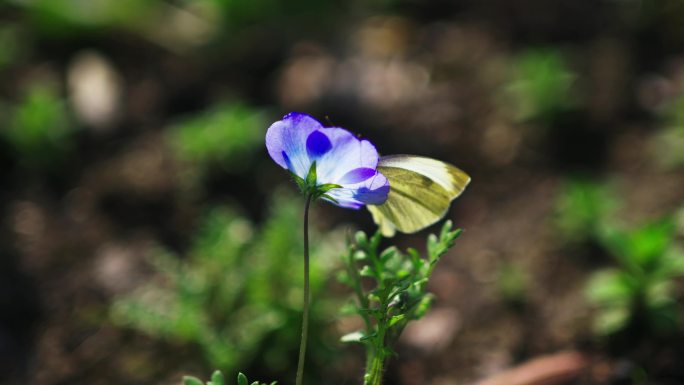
xmin=555 ymin=179 xmax=684 ymax=336
xmin=184 ymin=370 xmax=275 ymax=385
xmin=503 ymin=48 xmax=577 ymax=122
xmin=555 ymin=179 xmax=618 ymax=243
xmin=1 ymin=84 xmax=74 ymax=168
xmin=180 ymin=112 xmax=469 ymax=385
xmin=168 ymin=103 xmax=267 ymax=182
xmin=339 ymin=221 xmax=461 ymax=385
xmin=586 ymin=218 xmax=684 ymax=336
xmin=112 ymin=193 xmax=342 ymax=375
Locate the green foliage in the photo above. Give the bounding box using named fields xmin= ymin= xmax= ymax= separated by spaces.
xmin=168 ymin=103 xmax=267 ymax=175
xmin=207 ymin=0 xmax=342 ymax=31
xmin=554 ymin=179 xmax=618 ymax=243
xmin=7 ymin=0 xmax=158 ymax=31
xmin=112 ymin=193 xmax=342 ymax=374
xmin=503 ymin=48 xmax=577 ymax=122
xmin=1 ymin=84 xmax=75 ymax=167
xmin=557 ymin=181 xmax=684 ymax=335
xmin=586 ymin=218 xmax=684 ymax=336
xmin=339 ymin=221 xmax=461 ymax=385
xmin=556 ymin=179 xmax=684 ymax=336
xmin=183 ymin=370 xmax=276 ymax=385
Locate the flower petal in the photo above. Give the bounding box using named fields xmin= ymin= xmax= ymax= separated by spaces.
xmin=265 ymin=112 xmax=322 ymax=178
xmin=338 ymin=167 xmax=376 ymax=184
xmin=266 ymin=112 xmax=388 ymax=209
xmin=322 ymin=189 xmax=364 ymax=209
xmin=326 ymin=171 xmax=389 ymax=208
xmin=315 ymin=127 xmax=379 ymax=183
xmin=306 ymin=130 xmax=332 ymax=159
xmin=353 ymin=172 xmax=389 ymax=205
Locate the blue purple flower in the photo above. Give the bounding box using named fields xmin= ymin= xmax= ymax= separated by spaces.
xmin=266 ymin=112 xmax=389 ymax=209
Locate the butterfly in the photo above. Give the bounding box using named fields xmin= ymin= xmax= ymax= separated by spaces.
xmin=366 ymin=155 xmax=470 ymax=237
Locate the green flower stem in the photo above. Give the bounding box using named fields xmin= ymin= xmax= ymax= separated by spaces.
xmin=365 ymin=240 xmax=389 ymax=385
xmin=365 ymin=352 xmax=386 ymax=385
xmin=296 ymin=194 xmax=313 ymax=385
xmin=365 ymin=306 xmax=389 ymax=385
xmin=364 ymin=327 xmax=387 ymax=385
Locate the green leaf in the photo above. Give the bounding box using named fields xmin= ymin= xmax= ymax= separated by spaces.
xmin=355 ymin=231 xmax=368 ymax=247
xmin=427 ymin=234 xmax=439 ymax=257
xmin=251 ymin=382 xmax=259 ymax=385
xmin=600 ymin=218 xmax=675 ymax=271
xmin=645 ymin=278 xmax=675 ymax=307
xmin=339 ymin=301 xmax=358 ymax=316
xmin=359 ymin=265 xmax=374 ymax=277
xmin=211 ymin=371 xmax=225 ymax=385
xmin=411 ymin=295 xmax=433 ymax=320
xmin=289 ymin=171 xmax=306 ymax=191
xmin=183 ymin=376 xmax=205 ymax=385
xmin=237 ymin=373 xmax=248 ymax=385
xmin=353 ymin=250 xmax=367 ymax=261
xmin=659 ymin=248 xmax=684 ymax=276
xmin=593 ymin=306 xmax=629 ymax=335
xmin=306 ymin=161 xmax=317 ymax=187
xmin=318 ymin=183 xmax=342 ymax=193
xmin=585 ymin=269 xmax=633 ymax=305
xmin=388 ymin=314 xmax=406 ymax=327
xmin=629 ymin=218 xmax=674 ymax=267
xmin=380 ymin=248 xmax=397 ymax=263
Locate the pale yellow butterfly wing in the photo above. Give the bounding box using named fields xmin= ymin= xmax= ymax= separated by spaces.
xmin=367 ymin=155 xmax=470 ymax=237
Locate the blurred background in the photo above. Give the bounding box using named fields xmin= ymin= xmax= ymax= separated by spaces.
xmin=1 ymin=0 xmax=684 ymax=384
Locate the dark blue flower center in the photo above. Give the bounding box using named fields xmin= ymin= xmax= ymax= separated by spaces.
xmin=306 ymin=130 xmax=332 ymax=160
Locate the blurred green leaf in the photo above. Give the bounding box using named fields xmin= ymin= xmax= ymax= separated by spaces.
xmin=555 ymin=179 xmax=617 ymax=243
xmin=2 ymin=83 xmax=75 ymax=167
xmin=585 ymin=213 xmax=684 ymax=337
xmin=504 ymin=48 xmax=577 ymax=122
xmin=601 ymin=218 xmax=674 ymax=271
xmin=112 ymin=192 xmax=342 ymax=375
xmin=211 ymin=370 xmax=225 ymax=385
xmin=168 ymin=103 xmax=267 ymax=173
xmin=237 ymin=372 xmax=248 ymax=385
xmin=184 ymin=376 xmax=205 ymax=385
xmin=585 ymin=269 xmax=633 ymax=305
xmin=628 ymin=219 xmax=673 ymax=265
xmin=9 ymin=0 xmax=157 ymax=32
xmin=593 ymin=305 xmax=630 ymax=336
